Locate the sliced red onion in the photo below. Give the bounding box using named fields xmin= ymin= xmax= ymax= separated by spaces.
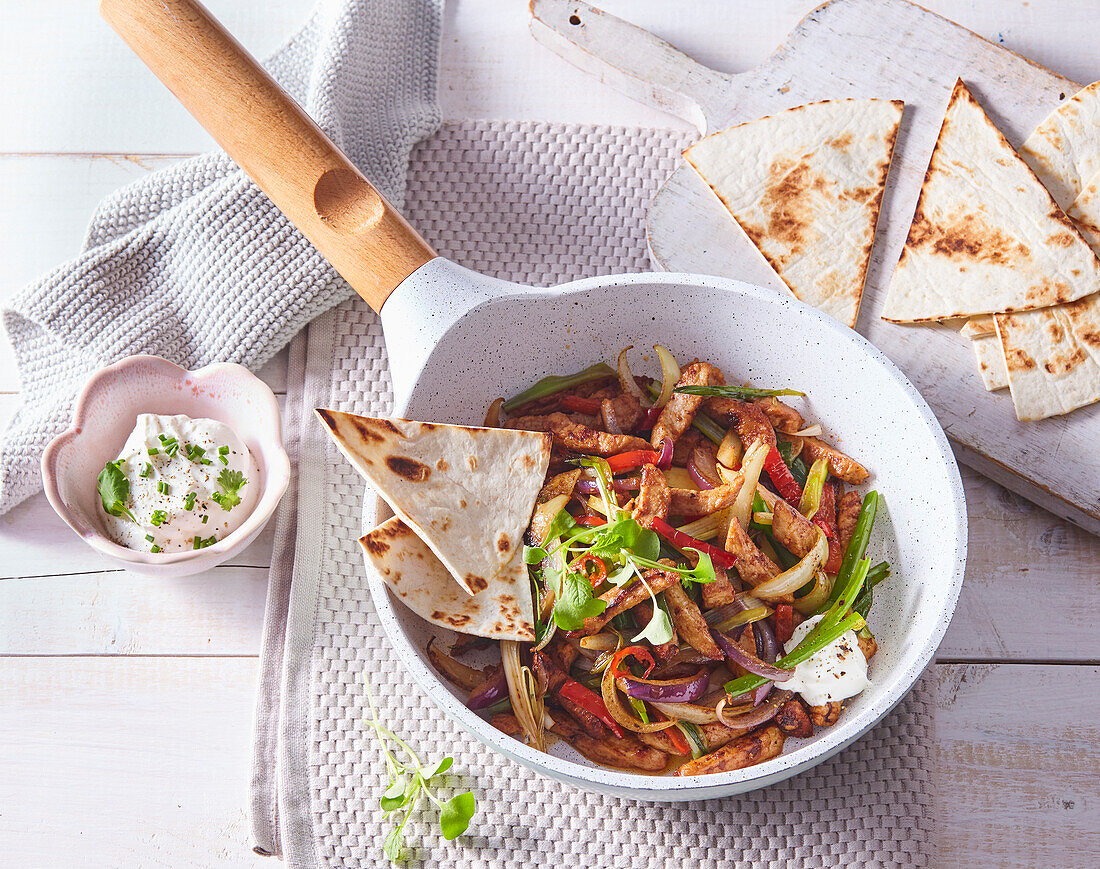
xmin=711 ymin=627 xmax=793 ymax=682
xmin=688 ymin=445 xmax=721 ymax=489
xmin=619 ymin=667 xmax=709 ymax=703
xmin=687 ymin=458 xmax=716 ymax=490
xmin=716 ymin=689 xmax=792 ymax=732
xmin=467 ymin=668 xmax=508 ymax=710
xmin=751 ymin=620 xmax=781 ymax=705
xmin=656 ymin=437 xmax=673 ymax=470
xmin=576 ymin=476 xmax=641 ymax=495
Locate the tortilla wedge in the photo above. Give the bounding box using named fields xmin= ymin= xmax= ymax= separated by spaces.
xmin=316 ymin=409 xmax=551 ymax=595
xmin=1019 ymin=80 xmax=1100 ymax=210
xmin=360 ymin=516 xmax=536 ymax=641
xmin=995 ymin=300 xmax=1100 ymax=420
xmin=1067 ymin=171 xmax=1100 ymax=253
xmin=882 ymin=80 xmax=1100 ymax=322
xmin=683 ymin=98 xmax=903 ymax=327
xmin=960 ymin=315 xmax=996 ymax=338
xmin=971 ymin=334 xmax=1008 ymax=392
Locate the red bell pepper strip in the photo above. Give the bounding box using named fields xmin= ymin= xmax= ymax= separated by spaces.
xmin=774 ymin=603 xmax=795 ymax=646
xmin=812 ymin=481 xmax=843 ymax=575
xmin=569 ymin=553 xmax=608 ymax=588
xmin=607 ymin=448 xmax=662 ymax=474
xmin=561 ymin=395 xmax=602 ymax=414
xmin=650 ymin=709 xmax=690 ymax=756
xmin=764 ymin=446 xmax=804 ymax=504
xmin=574 ymin=515 xmax=607 ymax=527
xmin=608 ymin=645 xmax=657 ymax=680
xmin=640 ymin=516 xmax=739 ymax=571
xmin=558 ymin=678 xmax=625 ymax=738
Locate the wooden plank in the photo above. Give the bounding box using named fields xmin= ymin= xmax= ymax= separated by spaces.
xmin=0 ymin=658 xmax=1093 ymax=867
xmin=0 ymin=567 xmax=268 ymax=656
xmin=0 ymin=657 xmax=266 ymax=869
xmin=935 ymin=663 xmax=1100 ymax=868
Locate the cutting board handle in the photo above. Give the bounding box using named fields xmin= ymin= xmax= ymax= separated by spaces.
xmin=529 ymin=0 xmax=731 ymax=134
xmin=100 ymin=0 xmax=435 ymax=313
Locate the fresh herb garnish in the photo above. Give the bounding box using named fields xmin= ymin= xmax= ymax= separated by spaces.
xmin=139 ymin=463 xmax=154 ymax=478
xmin=157 ymin=480 xmax=170 ymax=496
xmin=157 ymin=434 xmax=179 ymax=457
xmin=97 ymin=461 xmax=137 ymax=523
xmin=211 ymin=469 xmax=246 ymax=510
xmin=145 ymin=534 xmax=154 ymax=542
xmin=366 ymin=683 xmax=475 ymax=860
xmin=218 ymin=446 xmax=229 ymax=456
xmin=185 ymin=444 xmax=212 ymax=464
xmin=148 ymin=448 xmax=159 ymax=456
xmin=183 ymin=491 xmax=197 ymax=511
xmin=201 ymin=514 xmax=208 ymax=524
xmin=192 ymin=534 xmax=217 ymax=550
xmin=149 ymin=509 xmax=168 ymax=527
xmin=150 ymin=544 xmax=162 ymax=553
xmin=674 ymin=384 xmax=805 ymax=400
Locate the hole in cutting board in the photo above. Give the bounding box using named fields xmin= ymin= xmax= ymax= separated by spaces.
xmin=314 ymin=167 xmax=384 ymax=233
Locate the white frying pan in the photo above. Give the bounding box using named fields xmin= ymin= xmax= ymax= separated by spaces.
xmin=102 ymin=0 xmax=966 ymax=798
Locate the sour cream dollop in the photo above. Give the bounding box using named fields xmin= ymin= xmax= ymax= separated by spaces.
xmin=782 ymin=614 xmax=870 ymax=707
xmin=100 ymin=413 xmax=259 ymax=553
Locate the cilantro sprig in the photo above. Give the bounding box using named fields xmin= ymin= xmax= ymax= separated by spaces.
xmin=366 ymin=684 xmax=475 ymax=861
xmin=97 ymin=460 xmax=137 ymax=523
xmin=211 ymin=469 xmax=246 ymax=510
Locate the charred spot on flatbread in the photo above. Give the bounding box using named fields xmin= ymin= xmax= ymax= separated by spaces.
xmin=496 ymin=533 xmax=511 ymax=553
xmin=1004 ymin=347 xmax=1037 ymax=371
xmin=465 ymin=574 xmax=489 ymax=593
xmin=436 ymin=458 xmax=449 ymax=471
xmin=433 ymin=611 xmax=472 ymax=628
xmin=385 ymin=455 xmax=431 ymax=482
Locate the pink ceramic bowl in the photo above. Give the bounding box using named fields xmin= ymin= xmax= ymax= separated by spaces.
xmin=41 ymin=355 xmax=290 ymax=577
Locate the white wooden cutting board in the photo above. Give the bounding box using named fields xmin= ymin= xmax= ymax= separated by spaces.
xmin=531 ymin=0 xmax=1100 ymax=535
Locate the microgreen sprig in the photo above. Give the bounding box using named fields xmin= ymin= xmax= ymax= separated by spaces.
xmin=211 ymin=469 xmax=246 ymax=510
xmin=366 ymin=684 xmax=475 ymax=861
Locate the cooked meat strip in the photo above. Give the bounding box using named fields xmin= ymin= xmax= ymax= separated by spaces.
xmin=580 ymin=569 xmax=680 ymax=634
xmin=700 ymin=565 xmax=740 ymax=609
xmin=754 ymin=397 xmax=804 ymax=434
xmin=651 ymin=362 xmax=725 ymax=448
xmin=508 ymin=377 xmax=615 ymax=417
xmin=810 ymin=701 xmax=843 ymax=726
xmin=663 ymin=582 xmax=723 ymax=660
xmin=548 ymin=635 xmax=579 ymax=672
xmin=668 ymin=478 xmax=741 ymax=517
xmin=556 ymin=694 xmax=608 ymax=739
xmin=756 ymin=487 xmax=821 ymax=559
xmin=490 ymin=712 xmax=523 ymax=736
xmin=799 ymin=436 xmax=869 ymax=484
xmin=506 ymin=412 xmax=651 ymax=456
xmin=632 ymin=463 xmax=670 ymax=522
xmin=857 ymin=632 xmax=878 ymax=661
xmin=550 ymin=717 xmax=668 ymax=771
xmin=671 ymin=428 xmax=702 ymax=466
xmin=836 ymin=489 xmax=862 ymax=552
xmin=775 ymin=698 xmax=814 ymax=738
xmin=674 ymin=724 xmax=785 ymax=775
xmin=532 ymin=649 xmax=566 ymax=695
xmin=601 ymin=392 xmax=644 ymax=433
xmin=705 ymin=398 xmax=777 ymax=449
xmin=724 ymin=519 xmax=781 ymax=586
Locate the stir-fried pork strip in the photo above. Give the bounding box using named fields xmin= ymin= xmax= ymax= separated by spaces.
xmin=798 ymin=436 xmax=869 ymax=484
xmin=674 ymin=725 xmax=786 ymax=775
xmin=632 ymin=463 xmax=671 ymax=522
xmin=506 ymin=412 xmax=652 ymax=455
xmin=754 ymin=396 xmax=805 ymax=433
xmin=836 ymin=489 xmax=862 ymax=552
xmin=651 ymin=362 xmax=725 ymax=448
xmin=663 ymin=582 xmax=723 ymax=660
xmin=705 ymin=398 xmax=777 ymax=449
xmin=580 ymin=569 xmax=680 ymax=634
xmin=549 ymin=715 xmax=668 ymax=771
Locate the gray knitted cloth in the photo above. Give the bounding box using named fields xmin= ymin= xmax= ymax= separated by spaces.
xmin=0 ymin=0 xmax=442 ymax=515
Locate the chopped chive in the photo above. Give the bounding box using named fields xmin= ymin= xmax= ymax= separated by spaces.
xmin=201 ymin=514 xmax=208 ymax=524
xmin=157 ymin=481 xmax=170 ymax=496
xmin=150 ymin=544 xmax=162 ymax=553
xmin=218 ymin=446 xmax=229 ymax=455
xmin=150 ymin=510 xmax=168 ymax=527
xmin=185 ymin=444 xmax=206 ymax=462
xmin=193 ymin=537 xmax=201 ymax=550
xmin=139 ymin=463 xmax=154 ymax=478
xmin=145 ymin=534 xmax=154 ymax=542
xmin=148 ymin=448 xmax=159 ymax=456
xmin=183 ymin=491 xmax=197 ymax=511
xmin=220 ymin=455 xmax=229 ymax=465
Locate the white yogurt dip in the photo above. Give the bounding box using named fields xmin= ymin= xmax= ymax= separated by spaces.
xmin=99 ymin=413 xmax=259 ymax=553
xmin=782 ymin=614 xmax=870 ymax=707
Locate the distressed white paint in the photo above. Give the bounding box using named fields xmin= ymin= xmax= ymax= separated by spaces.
xmin=0 ymin=0 xmax=1097 ymax=866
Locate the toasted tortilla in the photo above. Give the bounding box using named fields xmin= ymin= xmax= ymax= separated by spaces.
xmin=1067 ymin=171 xmax=1100 ymax=252
xmin=1019 ymin=81 xmax=1100 ymax=210
xmin=995 ymin=299 xmax=1100 ymax=420
xmin=317 ymin=409 xmax=551 ymax=595
xmin=683 ymin=98 xmax=903 ymax=327
xmin=882 ymin=80 xmax=1100 ymax=322
xmin=960 ymin=315 xmax=996 ymax=338
xmin=361 ymin=516 xmax=535 ymax=641
xmin=972 ymin=334 xmax=1008 ymax=391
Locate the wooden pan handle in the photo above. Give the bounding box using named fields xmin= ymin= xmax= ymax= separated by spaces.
xmin=100 ymin=0 xmax=435 ymax=312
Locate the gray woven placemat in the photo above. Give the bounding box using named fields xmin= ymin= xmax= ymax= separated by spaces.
xmin=256 ymin=120 xmax=936 ymax=868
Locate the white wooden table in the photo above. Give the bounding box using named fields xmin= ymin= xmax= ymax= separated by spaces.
xmin=1 ymin=2 xmax=1097 ymax=866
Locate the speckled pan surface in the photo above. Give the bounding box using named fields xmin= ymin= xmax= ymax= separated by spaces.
xmin=41 ymin=355 xmax=290 ymax=577
xmin=366 ymin=260 xmax=967 ymax=800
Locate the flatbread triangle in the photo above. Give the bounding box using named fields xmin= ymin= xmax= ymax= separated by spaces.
xmin=683 ymin=98 xmax=903 ymax=327
xmin=882 ymin=79 xmax=1100 ymax=323
xmin=361 ymin=516 xmax=536 ymax=642
xmin=316 ymin=409 xmax=551 ymax=595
